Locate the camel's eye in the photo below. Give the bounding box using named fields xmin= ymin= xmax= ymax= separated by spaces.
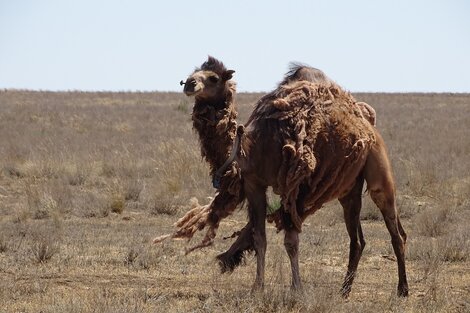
xmin=208 ymin=75 xmax=219 ymax=83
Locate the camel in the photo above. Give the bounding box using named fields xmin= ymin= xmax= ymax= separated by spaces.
xmin=156 ymin=56 xmax=408 ymax=297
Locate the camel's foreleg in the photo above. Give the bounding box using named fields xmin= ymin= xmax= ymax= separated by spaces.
xmin=245 ymin=181 xmax=267 ymax=291
xmin=217 ymin=222 xmax=254 ymax=273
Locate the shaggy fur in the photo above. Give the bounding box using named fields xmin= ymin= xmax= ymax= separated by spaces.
xmin=156 ymin=57 xmax=408 ymax=297
xmin=279 ymin=63 xmax=376 ymax=126
xmin=253 ymin=80 xmax=376 ymax=231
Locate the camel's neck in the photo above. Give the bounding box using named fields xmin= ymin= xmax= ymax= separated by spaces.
xmin=192 ymin=94 xmax=238 ymax=177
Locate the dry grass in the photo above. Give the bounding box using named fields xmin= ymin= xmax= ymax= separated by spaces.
xmin=0 ymin=90 xmax=469 ymax=312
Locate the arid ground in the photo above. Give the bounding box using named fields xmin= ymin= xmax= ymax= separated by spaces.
xmin=0 ymin=90 xmax=469 ymax=312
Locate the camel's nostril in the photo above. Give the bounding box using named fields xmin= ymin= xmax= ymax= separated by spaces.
xmin=190 ymin=79 xmax=197 ymax=86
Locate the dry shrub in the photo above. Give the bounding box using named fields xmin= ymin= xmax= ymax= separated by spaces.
xmin=64 ymin=162 xmax=90 ymax=186
xmin=73 ymin=190 xmax=109 ymax=218
xmin=109 ymin=195 xmax=125 ymax=214
xmin=22 ymin=178 xmax=75 ymax=221
xmin=439 ymin=225 xmax=470 ymax=262
xmin=25 ymin=183 xmax=58 ymax=220
xmin=124 ymin=241 xmax=168 ymax=270
xmin=413 ymin=205 xmax=452 ymax=237
xmin=408 ymin=225 xmax=469 ymax=266
xmin=29 ymin=222 xmax=61 ymax=264
xmin=407 ymin=237 xmax=437 ymax=262
xmin=124 ymin=179 xmax=143 ymax=202
xmin=147 ymin=193 xmax=178 ymax=216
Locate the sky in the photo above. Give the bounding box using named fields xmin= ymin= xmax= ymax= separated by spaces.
xmin=0 ymin=0 xmax=469 ymax=92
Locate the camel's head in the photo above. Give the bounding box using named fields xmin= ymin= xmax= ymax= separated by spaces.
xmin=181 ymin=56 xmax=235 ymax=102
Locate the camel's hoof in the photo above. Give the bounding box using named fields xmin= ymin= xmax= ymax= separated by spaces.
xmin=251 ymin=282 xmax=264 ymax=294
xmin=290 ymin=283 xmax=304 ymax=296
xmin=216 ymin=250 xmax=245 ymax=274
xmin=216 ymin=254 xmax=230 ymax=274
xmin=340 ymin=285 xmax=352 ymax=299
xmin=397 ymin=285 xmax=409 ymax=297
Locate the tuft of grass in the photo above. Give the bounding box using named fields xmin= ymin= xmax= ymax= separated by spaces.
xmin=124 ymin=179 xmax=143 ymax=202
xmin=0 ymin=236 xmax=7 ymax=253
xmin=30 ymin=240 xmax=58 ymax=263
xmin=109 ymin=195 xmax=125 ymax=214
xmin=29 ymin=220 xmax=62 ymax=264
xmin=124 ymin=246 xmax=139 ymax=267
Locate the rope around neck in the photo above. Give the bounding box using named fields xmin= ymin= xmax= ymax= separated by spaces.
xmin=212 ymin=125 xmax=244 ymax=189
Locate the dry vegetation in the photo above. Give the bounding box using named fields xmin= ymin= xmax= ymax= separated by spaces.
xmin=0 ymin=89 xmax=469 ymax=312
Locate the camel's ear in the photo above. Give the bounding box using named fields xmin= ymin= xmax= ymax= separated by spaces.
xmin=222 ymin=70 xmax=235 ymax=81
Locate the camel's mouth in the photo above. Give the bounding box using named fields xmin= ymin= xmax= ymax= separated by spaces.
xmin=183 ymin=88 xmax=202 ymax=97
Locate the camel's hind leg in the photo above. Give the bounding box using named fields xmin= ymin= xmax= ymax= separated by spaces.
xmin=364 ymin=134 xmax=409 ymax=297
xmin=339 ymin=173 xmax=366 ymax=297
xmin=284 ymin=226 xmax=301 ymax=290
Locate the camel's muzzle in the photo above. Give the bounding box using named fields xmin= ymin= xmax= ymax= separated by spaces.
xmin=182 ymin=77 xmax=200 ymax=96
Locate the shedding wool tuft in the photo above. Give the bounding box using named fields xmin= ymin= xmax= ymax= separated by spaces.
xmin=260 ymin=81 xmax=376 ymax=231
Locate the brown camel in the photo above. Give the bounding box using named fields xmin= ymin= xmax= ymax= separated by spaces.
xmin=156 ymin=56 xmax=408 ymax=297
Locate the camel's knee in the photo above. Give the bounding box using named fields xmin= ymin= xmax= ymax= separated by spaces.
xmin=348 ymin=237 xmax=365 ymax=260
xmin=401 ymin=229 xmax=407 ymax=245
xmin=352 ymin=238 xmax=365 ymax=253
xmin=398 ymin=219 xmax=407 ymax=244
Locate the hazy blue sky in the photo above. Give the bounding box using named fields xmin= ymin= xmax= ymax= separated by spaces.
xmin=1 ymin=0 xmax=469 ymax=92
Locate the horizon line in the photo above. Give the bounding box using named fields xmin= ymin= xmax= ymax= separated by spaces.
xmin=1 ymin=88 xmax=470 ymax=95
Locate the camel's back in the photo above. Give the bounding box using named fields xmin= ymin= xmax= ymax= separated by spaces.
xmin=246 ymin=81 xmax=376 ymax=230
